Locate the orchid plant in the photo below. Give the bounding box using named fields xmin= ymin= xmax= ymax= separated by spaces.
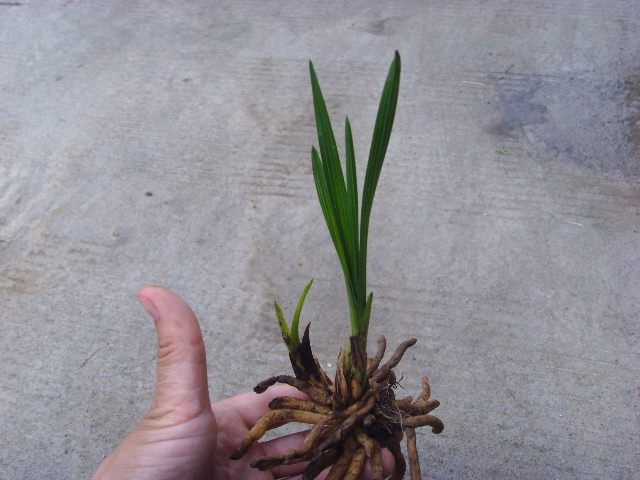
xmin=231 ymin=52 xmax=443 ymax=480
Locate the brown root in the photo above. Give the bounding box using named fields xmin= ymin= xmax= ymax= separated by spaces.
xmin=403 ymin=413 xmax=445 ymax=434
xmin=268 ymin=395 xmax=333 ymax=415
xmin=302 ymin=447 xmax=340 ymax=480
xmin=251 ymin=450 xmax=313 ymax=471
xmin=371 ymin=338 xmax=416 ymax=383
xmin=367 ymin=336 xmax=387 ymax=378
xmin=230 ymin=409 xmax=327 ymax=460
xmin=254 ymin=375 xmax=332 ymax=404
xmin=386 ymin=436 xmax=406 ymax=480
xmin=231 ymin=336 xmax=443 ymax=479
xmin=316 ymin=393 xmax=377 ymax=453
xmin=415 ymin=375 xmax=432 ymax=405
xmin=406 ymin=426 xmax=421 ymax=480
xmin=396 ymin=398 xmax=440 ymax=416
xmin=356 ymin=433 xmax=384 ymax=480
xmin=344 ymin=444 xmax=367 ymax=480
xmin=325 ymin=438 xmax=358 ymax=480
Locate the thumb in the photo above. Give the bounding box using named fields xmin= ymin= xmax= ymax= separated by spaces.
xmin=137 ymin=286 xmax=212 ymax=424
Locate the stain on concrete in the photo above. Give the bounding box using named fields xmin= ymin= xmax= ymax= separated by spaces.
xmin=349 ymin=16 xmax=403 ymax=36
xmin=488 ymin=77 xmax=549 ymax=138
xmin=490 ymin=65 xmax=640 ymax=178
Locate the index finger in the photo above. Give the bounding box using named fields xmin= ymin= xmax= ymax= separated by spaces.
xmin=211 ymin=384 xmax=310 ymax=430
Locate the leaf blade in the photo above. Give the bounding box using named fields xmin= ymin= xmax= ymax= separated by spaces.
xmin=345 ymin=116 xmax=360 ymax=304
xmin=291 ymin=279 xmax=314 ymax=343
xmin=311 ymin=147 xmax=359 ymax=332
xmin=359 ymin=51 xmax=401 ymax=302
xmin=309 ymin=61 xmax=350 ymax=243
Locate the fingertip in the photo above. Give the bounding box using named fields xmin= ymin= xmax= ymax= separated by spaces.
xmin=138 ymin=286 xmax=203 ymax=347
xmin=380 ymin=447 xmax=396 ymax=477
xmin=137 ymin=286 xmax=198 ymax=327
xmin=137 ymin=286 xmax=160 ymax=320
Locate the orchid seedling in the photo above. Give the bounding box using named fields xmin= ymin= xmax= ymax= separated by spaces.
xmin=231 ymin=51 xmax=443 ymax=480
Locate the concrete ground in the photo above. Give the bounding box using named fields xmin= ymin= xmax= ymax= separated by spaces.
xmin=1 ymin=1 xmax=638 ymax=479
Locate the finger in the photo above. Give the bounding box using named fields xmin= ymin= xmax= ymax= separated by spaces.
xmin=137 ymin=285 xmax=211 ymax=423
xmin=360 ymin=447 xmax=395 ymax=479
xmin=251 ymin=429 xmax=312 ymax=479
xmin=212 ymin=385 xmax=310 ymax=431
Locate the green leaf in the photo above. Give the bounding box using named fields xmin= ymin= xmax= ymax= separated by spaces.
xmin=312 ymin=147 xmax=359 ymax=331
xmin=275 ymin=279 xmax=314 ymax=354
xmin=309 ymin=62 xmax=353 ymax=264
xmin=359 ymin=51 xmax=401 ymax=301
xmin=309 ymin=52 xmax=401 ymax=340
xmin=311 ymin=147 xmax=345 ymax=271
xmin=345 ymin=116 xmax=359 ymax=301
xmin=360 ymin=292 xmax=374 ymax=339
xmin=291 ymin=278 xmax=314 ymax=344
xmin=275 ymin=301 xmax=295 ymax=351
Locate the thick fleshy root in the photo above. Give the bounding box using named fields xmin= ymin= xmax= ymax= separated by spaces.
xmin=230 ymin=336 xmax=443 ymax=479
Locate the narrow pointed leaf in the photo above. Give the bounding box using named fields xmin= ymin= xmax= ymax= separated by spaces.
xmin=309 ymin=62 xmax=349 ymax=231
xmin=275 ymin=301 xmax=296 ymax=352
xmin=311 ymin=147 xmax=342 ymax=263
xmin=360 ymin=292 xmax=374 ymax=340
xmin=359 ymin=51 xmax=401 ymax=299
xmin=308 ymin=52 xmax=401 ymax=346
xmin=309 ymin=61 xmax=356 ymax=293
xmin=344 ymin=116 xmax=360 ymax=306
xmin=291 ymin=279 xmax=314 ymax=343
xmin=312 ymin=148 xmax=359 ymax=329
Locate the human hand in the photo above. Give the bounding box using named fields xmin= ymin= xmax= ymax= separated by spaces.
xmin=93 ymin=286 xmax=393 ymax=480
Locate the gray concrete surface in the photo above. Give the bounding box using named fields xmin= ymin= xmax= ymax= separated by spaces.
xmin=1 ymin=1 xmax=638 ymax=479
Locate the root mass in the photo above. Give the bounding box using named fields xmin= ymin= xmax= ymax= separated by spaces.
xmin=230 ymin=334 xmax=443 ymax=479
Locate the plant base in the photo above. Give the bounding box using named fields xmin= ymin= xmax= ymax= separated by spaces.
xmin=230 ymin=335 xmax=443 ymax=480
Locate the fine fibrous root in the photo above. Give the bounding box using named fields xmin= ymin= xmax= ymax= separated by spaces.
xmin=230 ymin=335 xmax=443 ymax=479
